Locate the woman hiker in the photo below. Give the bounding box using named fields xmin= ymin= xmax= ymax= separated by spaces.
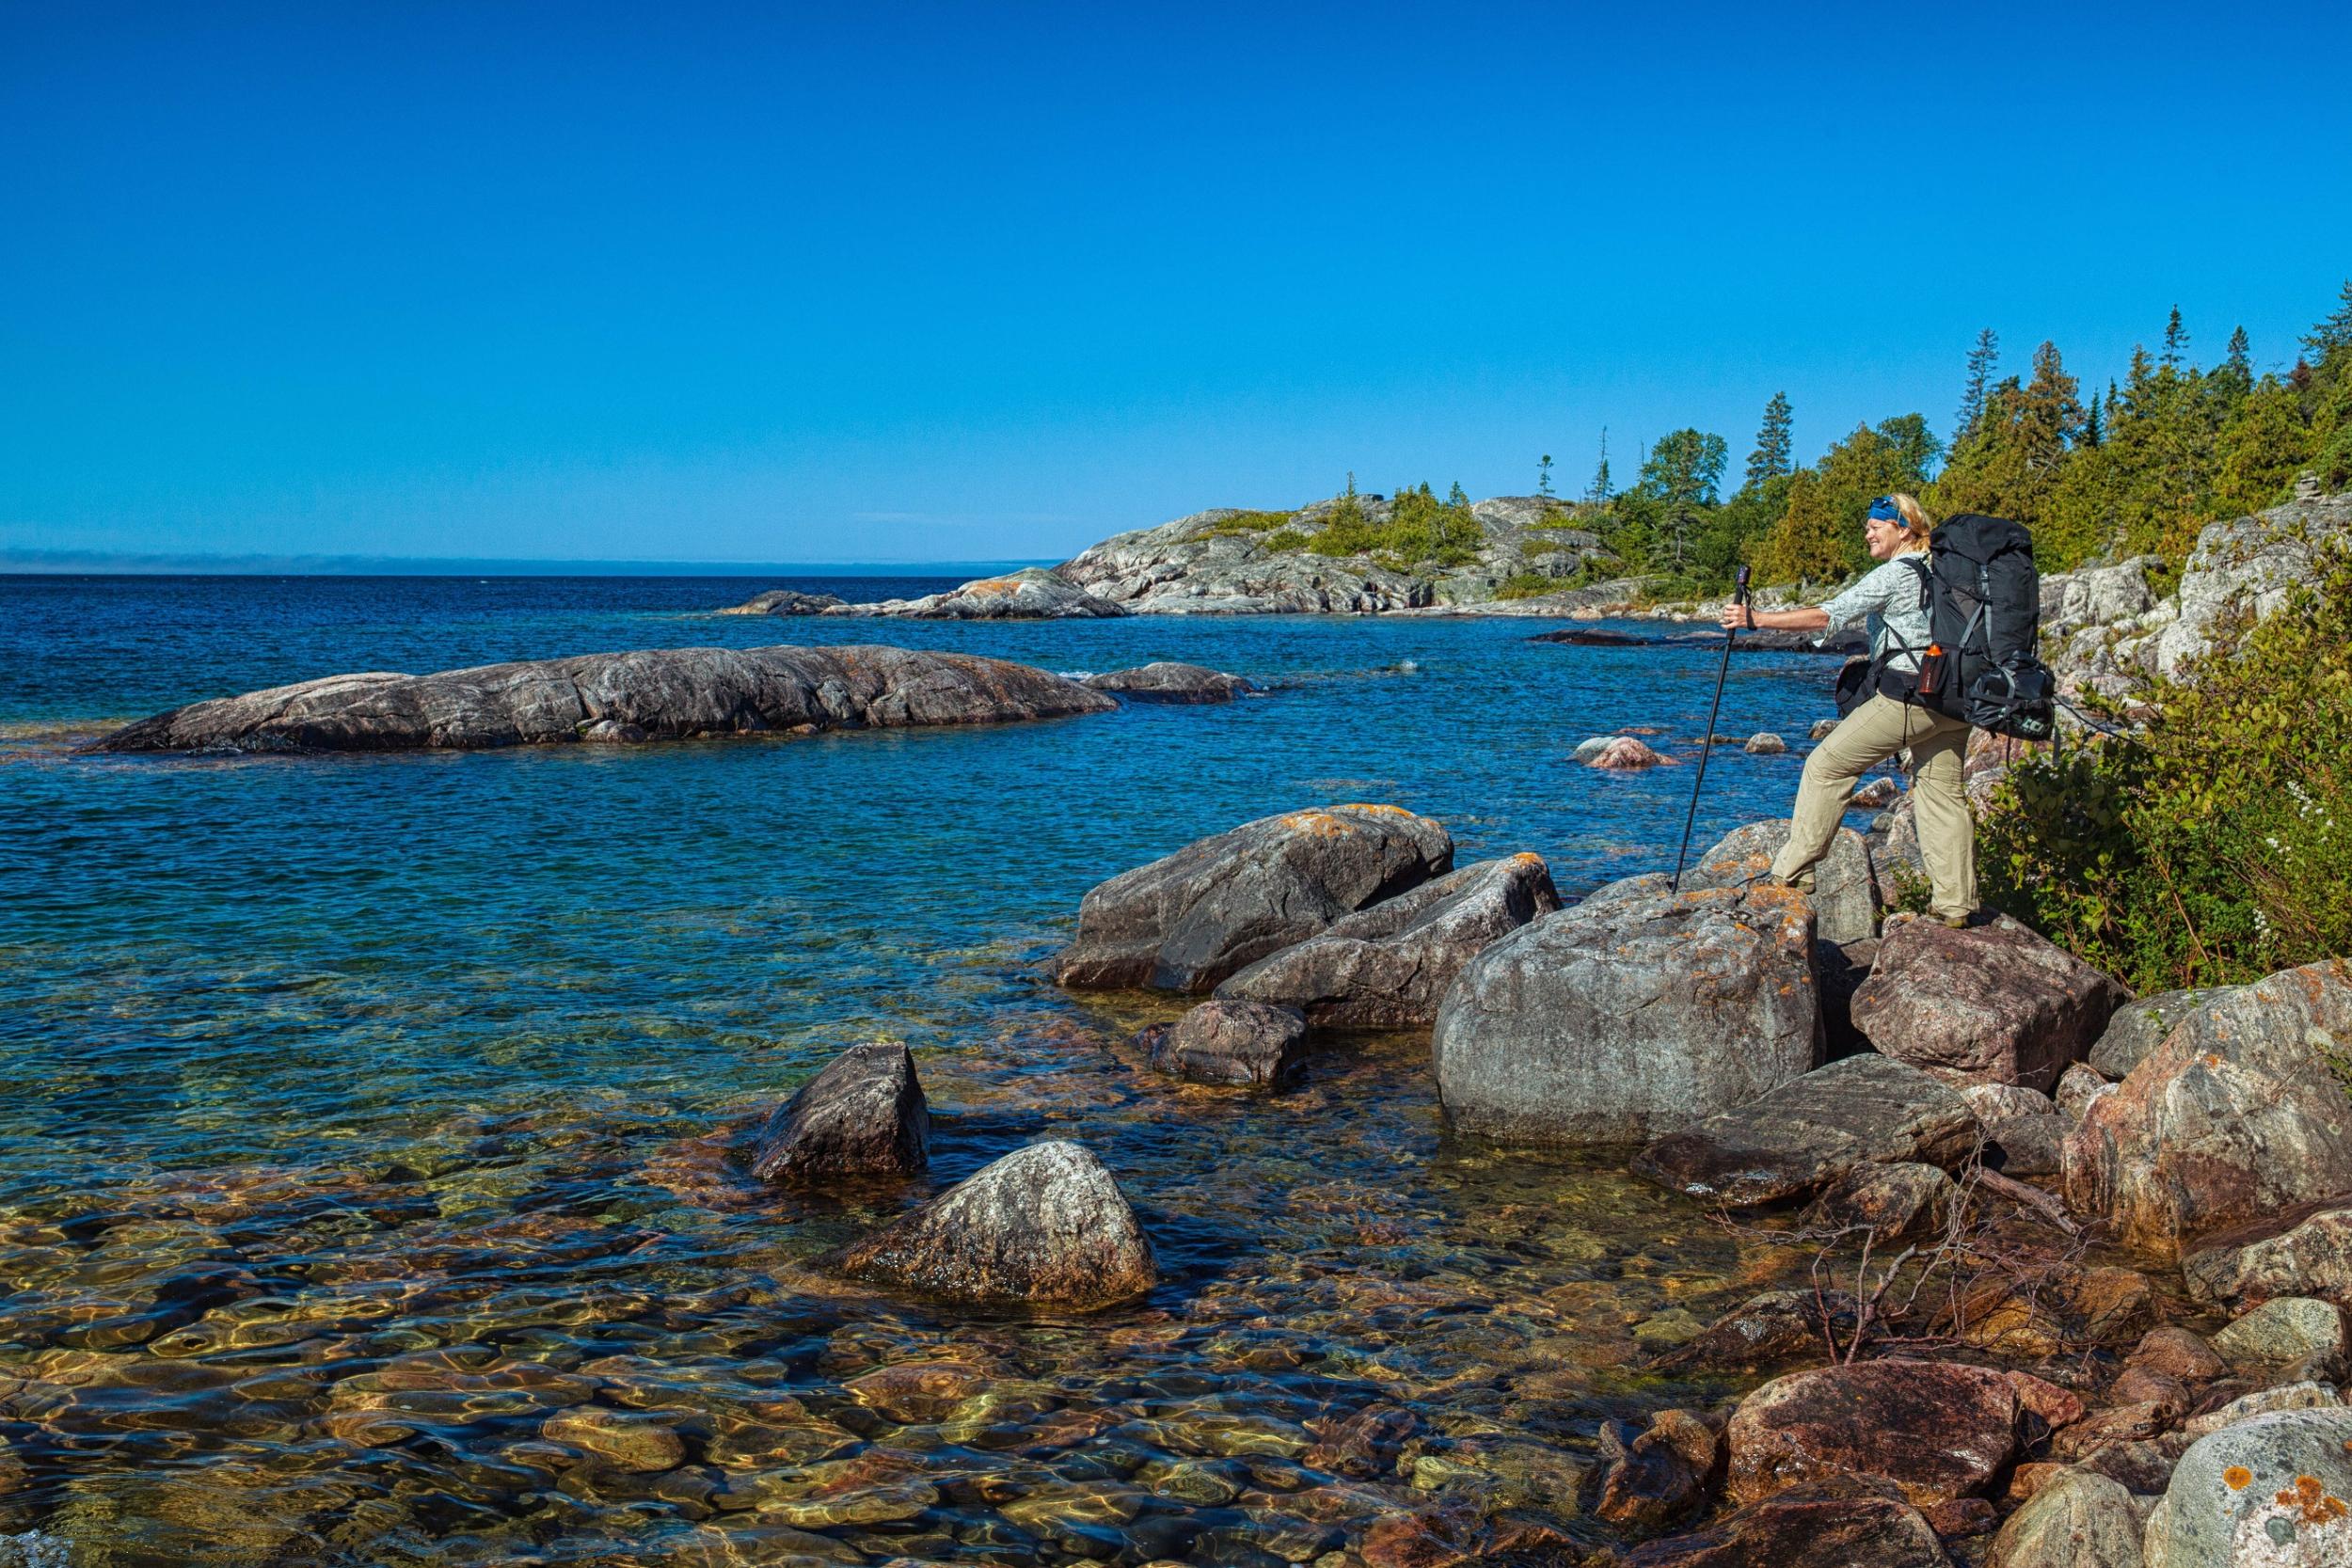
xmin=1718 ymin=493 xmax=1978 ymax=929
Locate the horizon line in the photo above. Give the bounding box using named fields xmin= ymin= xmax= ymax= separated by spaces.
xmin=0 ymin=551 xmax=1057 ymax=578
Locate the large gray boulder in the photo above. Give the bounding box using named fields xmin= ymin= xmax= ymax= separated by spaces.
xmin=1054 ymin=805 xmax=1453 ymax=993
xmin=1851 ymin=913 xmax=2127 ymax=1092
xmin=2064 ymin=961 xmax=2352 ymax=1259
xmin=1682 ymin=819 xmax=1881 ymax=944
xmin=862 ymin=567 xmax=1128 ymax=620
xmin=1431 ymin=878 xmax=1820 ymax=1146
xmin=2142 ymin=1407 xmax=2352 ymax=1568
xmin=93 ymin=644 xmax=1116 ymax=753
xmin=1081 ymin=662 xmax=1256 ymax=703
xmin=716 ymin=588 xmax=848 ymax=616
xmin=1215 ymin=853 xmax=1561 ymax=1027
xmin=830 ymin=1141 xmax=1155 ymax=1307
xmin=1633 ymin=1053 xmax=1980 ymax=1207
xmin=750 ymin=1042 xmax=929 ymax=1181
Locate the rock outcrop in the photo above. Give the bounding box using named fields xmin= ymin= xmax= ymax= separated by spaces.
xmin=716 ymin=588 xmax=848 ymax=616
xmin=2153 ymin=492 xmax=2352 ymax=677
xmin=1632 ymin=1053 xmax=1979 ymax=1208
xmin=1724 ymin=1360 xmax=2021 ymax=1508
xmin=1214 ymin=853 xmax=1561 ymax=1027
xmin=1431 ymin=879 xmax=1820 ymax=1146
xmin=1081 ymin=662 xmax=1257 ymax=703
xmin=2087 ymin=987 xmax=2234 ymax=1079
xmin=750 ymin=1042 xmax=930 ymax=1181
xmin=1851 ymin=913 xmax=2127 ymax=1092
xmin=861 ymin=567 xmax=1129 ymax=620
xmin=1681 ymin=820 xmax=1880 ymax=944
xmin=94 ymin=644 xmax=1116 ymax=753
xmin=1053 ymin=805 xmax=1453 ymax=993
xmin=1143 ymin=1000 xmax=1308 ymax=1087
xmin=830 ymin=1140 xmax=1155 ymax=1307
xmin=2063 ymin=961 xmax=2352 ymax=1258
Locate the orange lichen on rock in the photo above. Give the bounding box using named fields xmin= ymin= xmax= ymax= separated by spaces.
xmin=2277 ymin=1473 xmax=2350 ymax=1525
xmin=2225 ymin=1465 xmax=2254 ymax=1490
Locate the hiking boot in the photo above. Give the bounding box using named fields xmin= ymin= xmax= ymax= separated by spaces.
xmin=1937 ymin=910 xmax=1982 ymax=929
xmin=1765 ymin=869 xmax=1816 ymax=894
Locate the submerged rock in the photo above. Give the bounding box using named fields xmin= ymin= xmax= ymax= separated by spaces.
xmin=1053 ymin=804 xmax=1454 ymax=992
xmin=1624 ymin=1475 xmax=1952 ymax=1568
xmin=2063 ymin=961 xmax=2352 ymax=1258
xmin=1146 ymin=1000 xmax=1308 ymax=1087
xmin=1215 ymin=853 xmax=1561 ymax=1027
xmin=831 ymin=1141 xmax=1155 ymax=1307
xmin=1597 ymin=1408 xmax=1720 ymax=1532
xmin=1851 ymin=913 xmax=2128 ymax=1092
xmin=2143 ymin=1407 xmax=2352 ymax=1568
xmin=1804 ymin=1161 xmax=1960 ymax=1242
xmin=750 ymin=1042 xmax=930 ymax=1182
xmin=1648 ymin=1288 xmax=1859 ymax=1372
xmin=1082 ymin=661 xmax=1256 ymax=703
xmin=1724 ymin=1359 xmax=2021 ymax=1507
xmin=1744 ymin=732 xmax=1788 ymax=754
xmin=1431 ymin=879 xmax=1820 ymax=1146
xmin=1681 ymin=819 xmax=1881 ymax=944
xmin=93 ymin=644 xmax=1116 ymax=753
xmin=1632 ymin=1053 xmax=1979 ymax=1207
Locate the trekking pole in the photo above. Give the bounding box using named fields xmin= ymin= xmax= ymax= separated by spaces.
xmin=1670 ymin=564 xmax=1749 ymax=892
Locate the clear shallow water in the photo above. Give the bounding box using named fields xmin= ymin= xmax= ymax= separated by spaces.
xmin=1 ymin=576 xmax=1860 ymax=1566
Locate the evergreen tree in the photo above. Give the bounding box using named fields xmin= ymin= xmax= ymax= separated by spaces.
xmin=2225 ymin=325 xmax=2252 ymax=382
xmin=2161 ymin=307 xmax=2188 ymax=369
xmin=1620 ymin=428 xmax=1729 ymax=573
xmin=2302 ymin=280 xmax=2352 ymax=357
xmin=1744 ymin=391 xmax=1794 ymax=488
xmin=1536 ymin=455 xmax=1554 ymax=498
xmin=2212 ymin=379 xmax=2313 ymax=515
xmin=1585 ymin=429 xmax=1613 ymax=503
xmin=1956 ymin=327 xmax=2000 ymax=441
xmin=1752 ymin=422 xmax=1928 ymax=585
xmin=1934 ymin=341 xmax=2080 ymax=535
xmin=2084 ymin=389 xmax=2103 ymax=449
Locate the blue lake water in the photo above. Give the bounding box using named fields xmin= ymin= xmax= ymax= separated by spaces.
xmin=0 ymin=574 xmax=1864 ymax=1566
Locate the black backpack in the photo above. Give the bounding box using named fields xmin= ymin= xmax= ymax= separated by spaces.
xmin=1901 ymin=514 xmax=2057 ymax=741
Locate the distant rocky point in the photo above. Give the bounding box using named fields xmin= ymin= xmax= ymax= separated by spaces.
xmin=90 ymin=644 xmax=1115 ymax=753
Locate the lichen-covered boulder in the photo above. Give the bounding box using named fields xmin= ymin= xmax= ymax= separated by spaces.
xmin=1680 ymin=819 xmax=1880 ymax=944
xmin=1054 ymin=805 xmax=1453 ymax=993
xmin=1632 ymin=1053 xmax=1979 ymax=1208
xmin=2210 ymin=1299 xmax=2349 ymax=1383
xmin=2184 ymin=1202 xmax=2352 ymax=1313
xmin=830 ymin=1141 xmax=1155 ymax=1307
xmin=2063 ymin=962 xmax=2352 ymax=1259
xmin=1082 ymin=661 xmax=1256 ymax=703
xmin=1215 ymin=853 xmax=1560 ymax=1027
xmin=1145 ymin=1000 xmax=1308 ymax=1087
xmin=1431 ymin=879 xmax=1820 ymax=1146
xmin=1852 ymin=913 xmax=2127 ymax=1092
xmin=1744 ymin=733 xmax=1787 ymax=755
xmin=750 ymin=1042 xmax=930 ymax=1181
xmin=1724 ymin=1360 xmax=2021 ymax=1508
xmin=1591 ymin=736 xmax=1668 ymax=769
xmin=2142 ymin=1408 xmax=2352 ymax=1568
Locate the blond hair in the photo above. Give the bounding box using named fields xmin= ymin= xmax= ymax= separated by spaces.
xmin=1888 ymin=492 xmax=1934 ymax=550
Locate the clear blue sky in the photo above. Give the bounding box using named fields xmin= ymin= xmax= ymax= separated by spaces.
xmin=5 ymin=2 xmax=2348 ymax=566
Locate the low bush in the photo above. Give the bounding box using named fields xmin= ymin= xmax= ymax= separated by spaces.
xmin=1308 ymin=483 xmax=1484 ymax=569
xmin=1493 ymin=573 xmax=1564 ymax=600
xmin=1977 ymin=536 xmax=2352 ymax=992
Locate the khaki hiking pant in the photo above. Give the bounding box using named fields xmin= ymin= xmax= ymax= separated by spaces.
xmin=1772 ymin=692 xmax=1977 ymax=921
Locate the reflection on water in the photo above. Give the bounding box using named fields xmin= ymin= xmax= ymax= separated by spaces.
xmin=1 ymin=576 xmax=1862 ymax=1563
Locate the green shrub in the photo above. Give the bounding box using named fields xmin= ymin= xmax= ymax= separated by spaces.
xmin=1978 ymin=536 xmax=2352 ymax=991
xmin=1308 ymin=482 xmax=1485 ymax=569
xmin=1203 ymin=509 xmax=1295 ymax=538
xmin=1493 ymin=572 xmax=1563 ymax=600
xmin=1259 ymin=528 xmax=1310 ymax=553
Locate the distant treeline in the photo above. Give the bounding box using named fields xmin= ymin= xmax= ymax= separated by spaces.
xmin=1542 ymin=281 xmax=2352 ymax=593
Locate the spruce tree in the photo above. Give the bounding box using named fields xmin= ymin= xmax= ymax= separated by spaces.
xmin=1744 ymin=391 xmax=1794 ymax=489
xmin=2226 ymin=325 xmax=2252 ymax=382
xmin=2162 ymin=307 xmax=2189 ymax=369
xmin=1536 ymin=455 xmax=1554 ymax=498
xmin=1585 ymin=429 xmax=1613 ymax=503
xmin=1957 ymin=328 xmax=2000 ymax=441
xmin=2302 ymin=280 xmax=2352 ymax=357
xmin=2084 ymin=389 xmax=2104 ymax=449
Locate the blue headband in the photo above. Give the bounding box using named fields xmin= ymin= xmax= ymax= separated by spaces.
xmin=1868 ymin=497 xmax=1902 ymax=522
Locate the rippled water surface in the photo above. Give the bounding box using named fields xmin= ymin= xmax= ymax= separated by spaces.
xmin=1 ymin=575 xmax=1865 ymax=1566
